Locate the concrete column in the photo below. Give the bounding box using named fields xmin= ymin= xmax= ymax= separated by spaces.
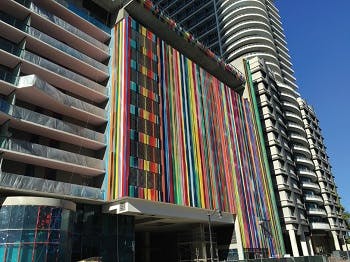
xmin=235 ymin=217 xmax=244 ymax=260
xmin=144 ymin=232 xmax=151 ymax=262
xmin=306 ymin=237 xmax=314 ymax=256
xmin=342 ymin=243 xmax=347 ymax=251
xmin=288 ymin=230 xmax=300 ymax=257
xmin=331 ymin=231 xmax=341 ymax=251
xmin=300 ymin=234 xmax=309 ymax=256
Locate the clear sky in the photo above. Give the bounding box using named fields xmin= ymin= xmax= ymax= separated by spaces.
xmin=275 ymin=0 xmax=350 ymax=212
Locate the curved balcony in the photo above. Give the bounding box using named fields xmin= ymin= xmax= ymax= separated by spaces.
xmin=295 ymin=156 xmax=315 ymax=169
xmin=290 ymin=133 xmax=309 ymax=147
xmin=0 ymin=99 xmax=105 ymax=150
xmin=292 ymin=144 xmax=311 ymax=158
xmin=301 ymin=181 xmax=321 ymax=192
xmin=285 ymin=111 xmax=304 ymax=125
xmin=307 ymin=208 xmax=327 ymax=217
xmin=280 ymin=91 xmax=298 ymax=105
xmin=221 ymin=20 xmax=271 ymax=43
xmin=297 ymin=168 xmax=317 ymax=181
xmin=287 ymin=122 xmax=306 ymax=135
xmin=0 ymin=138 xmax=104 ymax=176
xmin=228 ymin=43 xmax=277 ymax=62
xmin=304 ymin=194 xmax=324 ymax=204
xmin=282 ymin=101 xmax=300 ymax=114
xmin=225 ymin=35 xmax=275 ymax=56
xmin=310 ymin=222 xmax=330 ymax=231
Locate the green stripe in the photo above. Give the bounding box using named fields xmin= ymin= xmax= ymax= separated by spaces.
xmin=245 ymin=60 xmax=286 ymax=255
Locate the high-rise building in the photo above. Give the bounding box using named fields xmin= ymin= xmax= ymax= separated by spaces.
xmin=152 ymin=0 xmax=349 ymax=257
xmin=298 ymin=98 xmax=349 ymax=253
xmin=0 ymin=0 xmax=290 ymax=261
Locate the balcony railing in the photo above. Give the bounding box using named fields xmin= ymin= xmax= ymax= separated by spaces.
xmin=1 ymin=11 xmax=108 ymax=73
xmin=0 ymin=137 xmax=104 ymax=171
xmin=18 ymin=75 xmax=106 ymax=119
xmin=25 ymin=27 xmax=108 ymax=73
xmin=310 ymin=222 xmax=330 ymax=230
xmin=304 ymin=194 xmax=323 ymax=203
xmin=0 ymin=171 xmax=104 ymax=200
xmin=0 ymin=98 xmax=105 ymax=144
xmin=28 ymin=3 xmax=109 ymax=53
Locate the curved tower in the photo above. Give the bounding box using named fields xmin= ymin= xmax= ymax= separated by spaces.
xmin=217 ymin=0 xmax=330 ymax=256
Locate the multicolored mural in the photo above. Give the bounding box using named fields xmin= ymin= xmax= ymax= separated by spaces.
xmin=108 ymin=16 xmax=284 ymax=256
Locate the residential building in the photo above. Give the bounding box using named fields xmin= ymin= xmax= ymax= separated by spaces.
xmin=298 ymin=98 xmax=349 ymax=253
xmin=0 ymin=0 xmax=287 ymax=261
xmin=151 ymin=0 xmax=349 ymax=256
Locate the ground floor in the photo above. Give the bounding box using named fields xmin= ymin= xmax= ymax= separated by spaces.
xmin=0 ymin=196 xmax=348 ymax=261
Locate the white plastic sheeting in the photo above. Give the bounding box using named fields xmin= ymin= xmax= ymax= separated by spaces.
xmin=0 ymin=98 xmax=105 ymax=143
xmin=26 ymin=27 xmax=108 ymax=73
xmin=29 ymin=3 xmax=109 ymax=53
xmin=0 ymin=138 xmax=104 ymax=170
xmin=0 ymin=171 xmax=104 ymax=199
xmin=18 ymin=75 xmax=106 ymax=119
xmin=21 ymin=51 xmax=107 ymax=95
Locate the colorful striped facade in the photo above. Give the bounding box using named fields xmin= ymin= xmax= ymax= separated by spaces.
xmin=108 ymin=16 xmax=284 ymax=256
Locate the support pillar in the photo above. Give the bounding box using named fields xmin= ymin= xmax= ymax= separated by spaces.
xmin=331 ymin=231 xmax=341 ymax=251
xmin=300 ymin=234 xmax=309 ymax=256
xmin=144 ymin=232 xmax=151 ymax=262
xmin=306 ymin=237 xmax=314 ymax=256
xmin=235 ymin=217 xmax=244 ymax=260
xmin=288 ymin=230 xmax=300 ymax=257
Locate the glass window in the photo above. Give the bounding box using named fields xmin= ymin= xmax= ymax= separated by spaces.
xmin=0 ymin=244 xmax=6 ymax=261
xmin=36 ymin=230 xmax=48 ymax=243
xmin=0 ymin=231 xmax=8 ymax=244
xmin=34 ymin=244 xmax=47 ymax=261
xmin=5 ymin=244 xmax=19 ymax=261
xmin=21 ymin=230 xmax=35 ymax=243
xmin=0 ymin=206 xmax=11 ymax=229
xmin=23 ymin=206 xmax=39 ymax=229
xmin=6 ymin=230 xmax=21 ymax=243
xmin=9 ymin=206 xmax=25 ymax=229
xmin=19 ymin=244 xmax=33 ymax=261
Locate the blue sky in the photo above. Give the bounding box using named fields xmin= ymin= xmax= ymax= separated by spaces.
xmin=275 ymin=0 xmax=350 ymax=212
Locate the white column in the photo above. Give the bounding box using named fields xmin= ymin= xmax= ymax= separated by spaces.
xmin=331 ymin=231 xmax=341 ymax=250
xmin=306 ymin=237 xmax=314 ymax=256
xmin=235 ymin=217 xmax=244 ymax=260
xmin=342 ymin=240 xmax=348 ymax=252
xmin=300 ymin=234 xmax=309 ymax=256
xmin=288 ymin=230 xmax=300 ymax=257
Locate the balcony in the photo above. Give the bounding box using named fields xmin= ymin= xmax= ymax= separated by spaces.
xmin=17 ymin=75 xmax=107 ymax=125
xmin=0 ymin=99 xmax=105 ymax=150
xmin=295 ymin=156 xmax=314 ymax=169
xmin=289 ymin=133 xmax=309 ymax=147
xmin=2 ymin=0 xmax=109 ymax=61
xmin=297 ymin=168 xmax=317 ymax=181
xmin=292 ymin=144 xmax=311 ymax=158
xmin=0 ymin=10 xmax=108 ymax=76
xmin=287 ymin=122 xmax=306 ymax=135
xmin=0 ymin=171 xmax=104 ymax=200
xmin=310 ymin=222 xmax=330 ymax=231
xmin=0 ymin=37 xmax=107 ymax=103
xmin=280 ymin=91 xmax=298 ymax=103
xmin=282 ymin=101 xmax=299 ymax=114
xmin=304 ymin=194 xmax=324 ymax=204
xmin=307 ymin=208 xmax=327 ymax=217
xmin=285 ymin=111 xmax=303 ymax=125
xmin=0 ymin=137 xmax=104 ymax=176
xmin=301 ymin=181 xmax=321 ymax=192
